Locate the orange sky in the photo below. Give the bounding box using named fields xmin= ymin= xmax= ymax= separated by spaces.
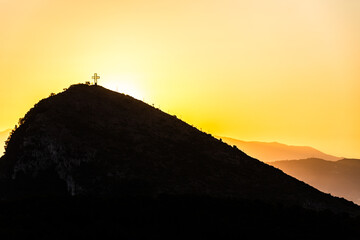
xmin=1 ymin=0 xmax=360 ymax=158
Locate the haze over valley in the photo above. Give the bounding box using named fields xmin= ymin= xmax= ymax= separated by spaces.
xmin=220 ymin=137 xmax=342 ymax=162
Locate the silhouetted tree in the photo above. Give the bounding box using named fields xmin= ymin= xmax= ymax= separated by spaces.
xmin=4 ymin=127 xmax=16 ymax=153
xmin=18 ymin=117 xmax=25 ymax=126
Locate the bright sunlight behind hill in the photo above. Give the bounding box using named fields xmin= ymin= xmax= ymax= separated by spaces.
xmin=1 ymin=0 xmax=360 ymax=158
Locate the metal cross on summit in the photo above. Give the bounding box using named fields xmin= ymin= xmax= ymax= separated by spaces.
xmin=92 ymin=73 xmax=100 ymax=85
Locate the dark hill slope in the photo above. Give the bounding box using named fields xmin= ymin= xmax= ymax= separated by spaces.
xmin=0 ymin=84 xmax=358 ymax=215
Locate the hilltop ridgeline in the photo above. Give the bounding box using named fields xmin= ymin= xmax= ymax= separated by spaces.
xmin=0 ymin=84 xmax=358 ymax=215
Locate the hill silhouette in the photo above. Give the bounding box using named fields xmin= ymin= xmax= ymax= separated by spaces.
xmin=220 ymin=137 xmax=341 ymax=162
xmin=270 ymin=158 xmax=360 ymax=205
xmin=0 ymin=84 xmax=359 ymax=238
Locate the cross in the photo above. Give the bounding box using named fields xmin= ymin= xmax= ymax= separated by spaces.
xmin=92 ymin=73 xmax=100 ymax=85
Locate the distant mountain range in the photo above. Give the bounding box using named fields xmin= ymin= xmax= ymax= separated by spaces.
xmin=269 ymin=158 xmax=360 ymax=205
xmin=220 ymin=137 xmax=341 ymax=162
xmin=219 ymin=137 xmax=360 ymax=205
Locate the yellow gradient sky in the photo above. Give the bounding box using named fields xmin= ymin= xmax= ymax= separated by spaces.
xmin=1 ymin=0 xmax=360 ymax=158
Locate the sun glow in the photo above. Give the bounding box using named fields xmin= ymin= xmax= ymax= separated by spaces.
xmin=101 ymin=73 xmax=145 ymax=101
xmin=1 ymin=0 xmax=360 ymax=158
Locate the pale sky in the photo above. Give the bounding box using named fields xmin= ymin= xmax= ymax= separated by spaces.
xmin=1 ymin=0 xmax=360 ymax=158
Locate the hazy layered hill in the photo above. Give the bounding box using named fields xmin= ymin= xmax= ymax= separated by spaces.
xmin=270 ymin=158 xmax=360 ymax=205
xmin=220 ymin=137 xmax=341 ymax=162
xmin=1 ymin=84 xmax=360 ymax=238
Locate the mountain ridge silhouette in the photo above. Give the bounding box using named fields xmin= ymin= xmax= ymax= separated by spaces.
xmin=0 ymin=84 xmax=357 ymax=214
xmin=1 ymin=84 xmax=360 ymax=238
